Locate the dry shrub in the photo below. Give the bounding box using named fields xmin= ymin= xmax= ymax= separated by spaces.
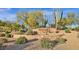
xmin=40 ymin=37 xmax=67 ymax=49
xmin=0 ymin=33 xmax=5 ymax=37
xmin=65 ymin=29 xmax=71 ymax=33
xmin=15 ymin=37 xmax=28 ymax=44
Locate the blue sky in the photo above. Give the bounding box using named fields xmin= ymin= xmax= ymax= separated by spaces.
xmin=0 ymin=8 xmax=79 ymax=24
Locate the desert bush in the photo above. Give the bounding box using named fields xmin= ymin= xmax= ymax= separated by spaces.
xmin=32 ymin=31 xmax=38 ymax=35
xmin=26 ymin=30 xmax=38 ymax=35
xmin=20 ymin=29 xmax=24 ymax=32
xmin=0 ymin=38 xmax=8 ymax=44
xmin=57 ymin=25 xmax=63 ymax=30
xmin=62 ymin=26 xmax=68 ymax=30
xmin=0 ymin=38 xmax=7 ymax=50
xmin=40 ymin=38 xmax=58 ymax=49
xmin=56 ymin=30 xmax=59 ymax=33
xmin=5 ymin=30 xmax=11 ymax=34
xmin=26 ymin=30 xmax=33 ymax=35
xmin=49 ymin=40 xmax=58 ymax=48
xmin=15 ymin=37 xmax=28 ymax=44
xmin=65 ymin=29 xmax=71 ymax=33
xmin=74 ymin=26 xmax=79 ymax=31
xmin=19 ymin=29 xmax=27 ymax=33
xmin=40 ymin=37 xmax=67 ymax=49
xmin=0 ymin=44 xmax=2 ymax=49
xmin=0 ymin=28 xmax=4 ymax=32
xmin=40 ymin=38 xmax=50 ymax=48
xmin=6 ymin=34 xmax=13 ymax=38
xmin=5 ymin=29 xmax=13 ymax=38
xmin=55 ymin=38 xmax=67 ymax=44
xmin=0 ymin=33 xmax=5 ymax=37
xmin=57 ymin=26 xmax=68 ymax=30
xmin=72 ymin=28 xmax=75 ymax=31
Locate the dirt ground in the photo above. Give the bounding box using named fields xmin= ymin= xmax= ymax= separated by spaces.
xmin=1 ymin=28 xmax=79 ymax=50
xmin=54 ymin=31 xmax=79 ymax=50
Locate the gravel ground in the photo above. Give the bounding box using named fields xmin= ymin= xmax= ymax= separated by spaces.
xmin=1 ymin=29 xmax=79 ymax=50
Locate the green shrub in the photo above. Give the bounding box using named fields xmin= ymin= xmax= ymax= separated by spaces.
xmin=57 ymin=25 xmax=62 ymax=30
xmin=72 ymin=28 xmax=75 ymax=31
xmin=18 ymin=29 xmax=27 ymax=35
xmin=5 ymin=31 xmax=11 ymax=34
xmin=65 ymin=29 xmax=71 ymax=33
xmin=6 ymin=34 xmax=13 ymax=38
xmin=0 ymin=43 xmax=2 ymax=49
xmin=57 ymin=26 xmax=68 ymax=30
xmin=15 ymin=37 xmax=28 ymax=44
xmin=40 ymin=38 xmax=58 ymax=49
xmin=0 ymin=38 xmax=8 ymax=50
xmin=26 ymin=30 xmax=33 ymax=35
xmin=75 ymin=27 xmax=79 ymax=31
xmin=41 ymin=38 xmax=50 ymax=48
xmin=19 ymin=29 xmax=27 ymax=33
xmin=0 ymin=33 xmax=5 ymax=37
xmin=0 ymin=38 xmax=8 ymax=44
xmin=0 ymin=28 xmax=4 ymax=32
xmin=40 ymin=38 xmax=67 ymax=49
xmin=55 ymin=38 xmax=67 ymax=44
xmin=49 ymin=40 xmax=58 ymax=48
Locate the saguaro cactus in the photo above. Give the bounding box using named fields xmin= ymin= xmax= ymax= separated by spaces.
xmin=53 ymin=9 xmax=63 ymax=30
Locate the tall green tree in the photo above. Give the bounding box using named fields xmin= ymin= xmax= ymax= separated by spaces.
xmin=16 ymin=11 xmax=47 ymax=29
xmin=58 ymin=12 xmax=75 ymax=28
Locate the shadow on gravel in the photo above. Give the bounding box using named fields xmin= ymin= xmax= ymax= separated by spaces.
xmin=2 ymin=39 xmax=38 ymax=50
xmin=28 ymin=38 xmax=38 ymax=42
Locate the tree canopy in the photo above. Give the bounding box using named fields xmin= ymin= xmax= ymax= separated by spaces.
xmin=16 ymin=11 xmax=47 ymax=29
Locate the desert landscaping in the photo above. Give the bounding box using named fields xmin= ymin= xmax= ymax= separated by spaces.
xmin=0 ymin=8 xmax=79 ymax=50
xmin=0 ymin=28 xmax=79 ymax=50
